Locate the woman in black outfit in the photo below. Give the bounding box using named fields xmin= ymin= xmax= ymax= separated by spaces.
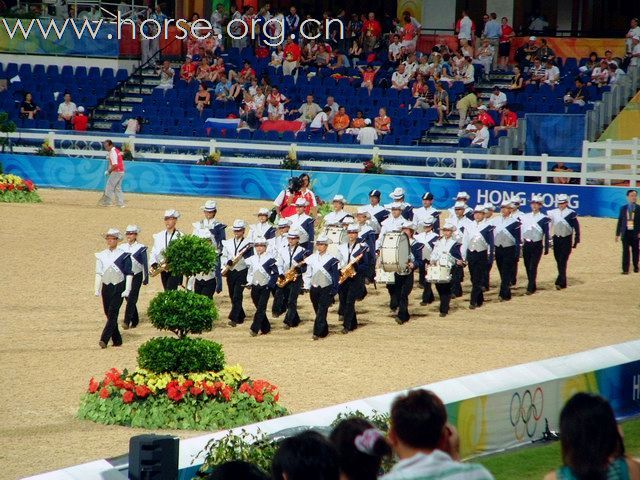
xmin=20 ymin=92 xmax=40 ymax=119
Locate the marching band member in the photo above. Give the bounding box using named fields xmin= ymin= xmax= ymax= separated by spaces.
xmin=483 ymin=202 xmax=497 ymax=290
xmin=303 ymin=235 xmax=340 ymax=340
xmin=509 ymin=196 xmax=525 ymax=286
xmin=245 ymin=237 xmax=279 ymax=337
xmin=289 ymin=198 xmax=315 ymax=251
xmin=248 ymin=208 xmax=277 ymax=243
xmin=150 ymin=209 xmax=183 ymax=291
xmin=190 ymin=230 xmax=218 ymax=298
xmin=274 ymin=228 xmax=308 ymax=328
xmin=415 ymin=217 xmax=439 ymax=305
xmin=221 ymin=219 xmax=253 ymax=326
xmin=448 ymin=201 xmax=472 ymax=297
xmin=269 ymin=218 xmax=291 ymax=253
xmin=324 ymin=194 xmax=350 ymax=225
xmin=493 ymin=200 xmax=521 ymax=301
xmin=386 ymin=187 xmax=414 ymax=221
xmin=447 ymin=192 xmax=473 ymax=219
xmin=413 ymin=192 xmax=441 ymax=233
xmin=192 ymin=200 xmax=226 ymax=294
xmin=461 ymin=206 xmax=495 ymax=309
xmin=337 ymin=224 xmax=369 ymax=333
xmin=341 ymin=215 xmax=356 ymax=231
xmin=483 ymin=202 xmax=496 ymax=223
xmin=521 ymin=195 xmax=550 ymax=294
xmin=95 ymin=228 xmax=132 ymax=348
xmin=547 ymin=194 xmax=580 ymax=290
xmin=394 ymin=221 xmax=423 ymax=324
xmin=376 ymin=203 xmax=406 ymax=249
xmin=356 ymin=207 xmax=377 ymax=285
xmin=121 ymin=225 xmax=148 ymax=329
xmin=362 ymin=189 xmax=388 ymax=235
xmin=430 ymin=222 xmax=463 ymax=317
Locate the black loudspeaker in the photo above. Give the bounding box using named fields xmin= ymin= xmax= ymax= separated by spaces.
xmin=128 ymin=434 xmax=179 ymax=480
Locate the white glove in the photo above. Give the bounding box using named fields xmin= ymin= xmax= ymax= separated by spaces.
xmin=121 ymin=275 xmax=133 ymax=298
xmin=94 ymin=274 xmax=102 ymax=296
xmin=186 ymin=276 xmax=195 ymax=291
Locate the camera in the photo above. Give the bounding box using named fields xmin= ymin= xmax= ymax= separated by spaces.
xmin=288 ymin=176 xmax=303 ymax=194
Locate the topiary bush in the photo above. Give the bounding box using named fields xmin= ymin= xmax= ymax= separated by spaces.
xmin=163 ymin=234 xmax=218 ymax=277
xmin=138 ymin=337 xmax=225 ymax=374
xmin=147 ymin=289 xmax=218 ymax=338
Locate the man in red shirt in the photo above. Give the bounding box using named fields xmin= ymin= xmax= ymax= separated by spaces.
xmin=99 ymin=139 xmax=125 ymax=207
xmin=180 ymin=55 xmax=197 ymax=83
xmin=283 ymin=37 xmax=301 ymax=76
xmin=72 ymin=106 xmax=89 ymax=131
xmin=362 ymin=12 xmax=381 ymax=53
xmin=494 ymin=105 xmax=518 ymax=133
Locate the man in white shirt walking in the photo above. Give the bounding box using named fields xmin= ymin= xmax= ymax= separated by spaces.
xmin=99 ymin=139 xmax=125 ymax=207
xmin=357 ymin=119 xmax=378 ymax=145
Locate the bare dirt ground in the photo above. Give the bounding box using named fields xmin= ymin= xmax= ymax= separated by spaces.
xmin=0 ymin=189 xmax=638 ymax=479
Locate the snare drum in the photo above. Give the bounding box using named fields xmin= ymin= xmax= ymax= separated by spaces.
xmin=426 ymin=258 xmax=452 ymax=283
xmin=375 ymin=268 xmax=396 ymax=284
xmin=380 ymin=232 xmax=410 ymax=273
xmin=323 ymin=226 xmax=347 ymax=257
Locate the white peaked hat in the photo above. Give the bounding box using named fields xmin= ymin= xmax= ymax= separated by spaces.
xmin=389 ymin=187 xmax=405 ymax=199
xmin=201 ymin=200 xmax=217 ymax=211
xmin=484 ymin=202 xmax=495 ymax=211
xmin=257 ymin=207 xmax=270 ymax=216
xmin=104 ymin=228 xmax=122 ymax=239
xmin=401 ymin=221 xmax=417 ymax=231
xmin=356 ymin=207 xmax=370 ymax=218
xmin=455 ymin=191 xmax=470 ymax=199
xmin=287 ymin=228 xmax=301 ymax=238
xmin=164 ymin=209 xmax=180 ymax=219
xmin=390 ymin=202 xmax=403 ymax=210
xmin=294 ymin=198 xmax=308 ymax=207
xmin=253 ymin=236 xmax=268 ymax=245
xmin=441 ymin=221 xmax=456 ymax=231
xmin=316 ymin=235 xmax=332 ymax=244
xmin=473 ymin=205 xmax=485 ymax=213
xmin=530 ymin=194 xmax=544 ymax=203
xmin=557 ymin=194 xmax=569 ymax=203
xmin=125 ymin=225 xmax=140 ymax=233
xmin=277 ymin=218 xmax=292 ymax=228
xmin=454 ymin=201 xmax=466 ymax=209
xmin=420 ymin=216 xmax=435 ymax=226
xmin=232 ymin=219 xmax=246 ymax=230
xmin=332 ymin=194 xmax=346 ymax=203
xmin=510 ymin=195 xmax=522 ymax=205
xmin=346 ymin=224 xmax=360 ymax=233
xmin=341 ymin=215 xmax=355 ymax=225
xmin=501 ymin=200 xmax=513 ymax=208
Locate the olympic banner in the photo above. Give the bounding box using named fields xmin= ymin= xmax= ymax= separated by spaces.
xmin=1 ymin=154 xmax=631 ymax=219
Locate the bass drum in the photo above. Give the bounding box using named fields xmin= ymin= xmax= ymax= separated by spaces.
xmin=322 ymin=226 xmax=347 ymax=257
xmin=380 ymin=232 xmax=410 ymax=273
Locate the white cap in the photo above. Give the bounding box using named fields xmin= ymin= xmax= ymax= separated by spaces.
xmin=529 ymin=36 xmax=537 ymax=41
xmin=277 ymin=218 xmax=292 ymax=228
xmin=441 ymin=221 xmax=456 ymax=231
xmin=125 ymin=224 xmax=140 ymax=234
xmin=104 ymin=228 xmax=122 ymax=239
xmin=557 ymin=194 xmax=569 ymax=203
xmin=257 ymin=207 xmax=270 ymax=216
xmin=484 ymin=202 xmax=495 ymax=211
xmin=356 ymin=207 xmax=370 ymax=218
xmin=316 ymin=235 xmax=332 ymax=244
xmin=77 ymin=106 xmax=85 ymax=113
xmin=500 ymin=200 xmax=513 ymax=208
xmin=332 ymin=194 xmax=346 ymax=203
xmin=473 ymin=205 xmax=485 ymax=213
xmin=530 ymin=194 xmax=544 ymax=203
xmin=364 ymin=118 xmax=371 ymax=125
xmin=164 ymin=209 xmax=180 ymax=219
xmin=420 ymin=216 xmax=435 ymax=226
xmin=201 ymin=200 xmax=217 ymax=211
xmin=232 ymin=219 xmax=246 ymax=230
xmin=454 ymin=201 xmax=466 ymax=209
xmin=401 ymin=221 xmax=417 ymax=231
xmin=253 ymin=236 xmax=268 ymax=245
xmin=389 ymin=187 xmax=405 ymax=199
xmin=294 ymin=198 xmax=308 ymax=207
xmin=455 ymin=191 xmax=470 ymax=199
xmin=346 ymin=224 xmax=360 ymax=233
xmin=510 ymin=195 xmax=522 ymax=205
xmin=477 ymin=105 xmax=488 ymax=110
xmin=287 ymin=228 xmax=301 ymax=238
xmin=341 ymin=215 xmax=355 ymax=225
xmin=389 ymin=202 xmax=403 ymax=210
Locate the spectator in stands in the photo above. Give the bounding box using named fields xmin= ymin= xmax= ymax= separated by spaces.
xmin=272 ymin=431 xmax=339 ymax=480
xmin=535 ymin=38 xmax=555 ymax=62
xmin=382 ymin=389 xmax=493 ymax=480
xmin=229 ymin=5 xmax=244 ymax=49
xmin=483 ymin=13 xmax=501 ymax=70
xmin=494 ymin=105 xmax=517 ymax=134
xmin=290 ymin=95 xmax=322 ymax=124
xmin=281 ymin=38 xmax=300 ymax=76
xmin=122 ymin=116 xmax=142 ymax=135
xmin=315 ymin=44 xmax=331 ymax=68
xmin=285 ymin=6 xmax=300 ymax=36
xmin=528 ymin=14 xmax=549 ymax=33
xmin=328 ymin=48 xmax=347 ymax=70
xmin=180 ymin=55 xmax=197 ymax=83
xmin=401 ymin=14 xmax=418 ymax=53
xmin=550 ymin=162 xmax=573 ymax=184
xmin=544 ymin=393 xmax=640 ymax=480
xmin=459 ymin=39 xmax=474 ymax=59
xmin=239 ymin=102 xmax=260 ymax=130
xmin=417 ymin=55 xmax=431 ymax=77
xmin=456 ymin=89 xmax=479 ymax=129
xmin=391 ymin=64 xmax=410 ymax=90
xmin=357 ymin=119 xmax=378 ymax=145
xmin=564 ymin=78 xmax=588 ymax=107
xmin=629 ymin=36 xmax=640 ymax=67
xmin=72 ymin=106 xmax=89 ymax=131
xmin=455 ymin=10 xmax=474 ymax=47
xmin=589 ymin=59 xmax=610 ymax=86
xmin=20 ymin=92 xmax=40 ymax=120
xmin=332 ymin=106 xmax=350 ymax=136
xmin=433 ymin=81 xmax=450 ymax=126
xmin=361 ymin=12 xmax=382 ymax=53
xmin=456 ymin=56 xmax=475 ymax=87
xmin=543 ymin=59 xmax=560 ymax=86
xmin=309 ymin=107 xmax=331 ymax=133
xmin=411 ymin=75 xmax=431 ymax=110
xmin=488 ymin=86 xmax=507 ymax=110
xmin=388 ymin=34 xmax=403 ymax=65
xmin=473 ymin=38 xmax=494 ymax=80
xmin=509 ymin=65 xmax=524 ymax=90
xmin=527 ymin=58 xmax=546 ymax=84
xmin=350 ymin=110 xmax=366 ymax=130
xmin=608 ymin=62 xmax=625 ymax=85
xmin=498 ymin=17 xmax=515 ymax=70
xmin=579 ymin=51 xmax=599 ymax=74
xmin=236 ymin=61 xmax=256 ymax=84
xmin=209 ymin=57 xmax=226 ymax=83
xmin=330 ymin=418 xmax=392 ymax=480
xmin=516 ymin=36 xmax=538 ymax=71
xmin=195 ymin=83 xmax=211 ymax=113
xmin=469 ymin=119 xmax=490 ymax=148
xmin=156 ymin=60 xmax=174 ymax=90
xmin=214 ymin=74 xmax=232 ymax=101
xmin=57 ymin=93 xmax=77 ymax=128
xmin=476 ymin=105 xmax=496 ymax=127
xmin=402 ymin=52 xmax=419 ymax=78
xmin=324 ymin=96 xmax=339 ymax=122
xmin=349 ymin=39 xmax=364 ymax=66
xmin=438 ymin=53 xmax=454 ymax=83
xmin=270 ymin=45 xmax=284 ymax=69
xmin=625 ymin=18 xmax=640 ymax=61
xmin=359 ymin=64 xmax=380 ymax=93
xmin=375 ymin=107 xmax=391 ymax=135
xmin=209 ymin=3 xmax=226 ymax=36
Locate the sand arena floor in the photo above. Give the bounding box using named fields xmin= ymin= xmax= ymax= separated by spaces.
xmin=0 ymin=189 xmax=638 ymax=479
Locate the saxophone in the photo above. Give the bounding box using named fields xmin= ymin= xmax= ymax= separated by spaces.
xmin=149 ymin=261 xmax=168 ymax=277
xmin=339 ymin=251 xmax=366 ymax=284
xmin=277 ymin=258 xmax=308 ymax=288
xmin=221 ymin=244 xmax=254 ymax=277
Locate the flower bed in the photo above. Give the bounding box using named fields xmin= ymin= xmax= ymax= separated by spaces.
xmin=0 ymin=173 xmax=42 ymax=203
xmin=78 ymin=366 xmax=287 ymax=430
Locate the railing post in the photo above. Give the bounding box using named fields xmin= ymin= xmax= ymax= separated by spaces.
xmin=540 ymin=153 xmax=549 ymax=184
xmin=209 ymin=139 xmax=217 ymax=155
xmin=128 ymin=135 xmax=136 ymax=157
xmin=455 ymin=150 xmax=464 ymax=180
xmin=604 ymin=138 xmax=612 ymax=186
xmin=633 ymin=137 xmax=639 ymax=186
xmin=46 ymin=131 xmax=56 ymax=152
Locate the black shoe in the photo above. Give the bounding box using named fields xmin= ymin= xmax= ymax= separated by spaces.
xmin=250 ymin=330 xmax=258 ymax=337
xmin=622 ymin=271 xmax=629 ymax=275
xmin=98 ymin=341 xmax=107 ymax=349
xmin=283 ymin=324 xmax=291 ymax=330
xmin=395 ymin=317 xmax=405 ymax=325
xmin=122 ymin=323 xmax=129 ymax=330
xmin=469 ymin=304 xmax=476 ymax=310
xmin=525 ymin=290 xmax=533 ymax=295
xmin=555 ymin=285 xmax=562 ymax=290
xmin=312 ymin=335 xmax=320 ymax=341
xmin=634 ymin=267 xmax=639 ymax=273
xmin=112 ymin=342 xmax=123 ymax=347
xmin=228 ymin=320 xmax=237 ymax=327
xmin=439 ymin=312 xmax=446 ymax=317
xmin=341 ymin=328 xmax=349 ymax=334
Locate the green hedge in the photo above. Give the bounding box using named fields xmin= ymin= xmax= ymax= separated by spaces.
xmin=138 ymin=337 xmax=225 ymax=374
xmin=147 ymin=289 xmax=218 ymax=338
xmin=163 ymin=234 xmax=218 ymax=277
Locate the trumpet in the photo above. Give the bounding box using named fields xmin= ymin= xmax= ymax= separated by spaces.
xmin=339 ymin=252 xmax=365 ymax=284
xmin=221 ymin=244 xmax=254 ymax=277
xmin=150 ymin=261 xmax=168 ymax=277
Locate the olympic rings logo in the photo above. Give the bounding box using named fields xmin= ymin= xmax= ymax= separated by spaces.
xmin=509 ymin=387 xmax=544 ymax=440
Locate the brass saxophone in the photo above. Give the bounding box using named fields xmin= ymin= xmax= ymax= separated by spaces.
xmin=221 ymin=244 xmax=254 ymax=277
xmin=277 ymin=258 xmax=308 ymax=288
xmin=338 ymin=252 xmax=365 ymax=284
xmin=150 ymin=261 xmax=168 ymax=277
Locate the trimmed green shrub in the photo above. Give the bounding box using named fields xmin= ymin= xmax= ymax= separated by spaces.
xmin=138 ymin=337 xmax=225 ymax=374
xmin=163 ymin=234 xmax=218 ymax=277
xmin=147 ymin=289 xmax=218 ymax=338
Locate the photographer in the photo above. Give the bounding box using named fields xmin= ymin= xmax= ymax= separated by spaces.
xmin=273 ymin=173 xmax=317 ymax=218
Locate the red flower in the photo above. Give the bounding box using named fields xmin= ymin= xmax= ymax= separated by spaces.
xmin=190 ymin=386 xmax=203 ymax=396
xmin=167 ymin=385 xmax=184 ymax=402
xmin=182 ymin=380 xmax=194 ymax=389
xmin=24 ymin=180 xmax=35 ymax=191
xmin=122 ymin=391 xmax=134 ymax=404
xmin=221 ymin=386 xmax=232 ymax=401
xmin=99 ymin=387 xmax=110 ymax=399
xmin=135 ymin=385 xmax=151 ymax=398
xmin=7 ymin=184 xmax=14 ymax=191
xmin=88 ymin=378 xmax=99 ymax=393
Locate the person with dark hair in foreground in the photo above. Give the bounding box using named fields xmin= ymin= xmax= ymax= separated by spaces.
xmin=204 ymin=460 xmax=269 ymax=480
xmin=330 ymin=417 xmax=391 ymax=480
xmin=272 ymin=430 xmax=340 ymax=480
xmin=545 ymin=392 xmax=640 ymax=480
xmin=382 ymin=389 xmax=493 ymax=479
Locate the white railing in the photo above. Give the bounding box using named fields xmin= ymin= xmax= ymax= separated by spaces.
xmin=4 ymin=130 xmax=640 ymax=186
